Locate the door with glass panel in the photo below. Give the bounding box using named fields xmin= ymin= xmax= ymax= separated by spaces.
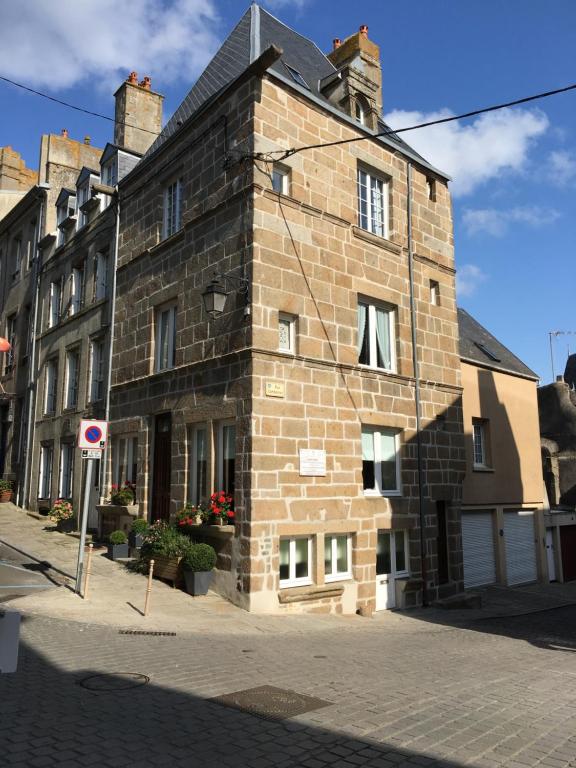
xmin=375 ymin=530 xmax=408 ymax=610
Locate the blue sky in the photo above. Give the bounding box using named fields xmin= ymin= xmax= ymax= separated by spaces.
xmin=1 ymin=0 xmax=575 ymax=382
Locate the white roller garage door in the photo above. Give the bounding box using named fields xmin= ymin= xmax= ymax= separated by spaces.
xmin=462 ymin=512 xmax=496 ymax=588
xmin=504 ymin=511 xmax=537 ymax=585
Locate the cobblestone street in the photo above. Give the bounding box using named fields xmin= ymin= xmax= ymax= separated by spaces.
xmin=2 ymin=601 xmax=576 ymax=767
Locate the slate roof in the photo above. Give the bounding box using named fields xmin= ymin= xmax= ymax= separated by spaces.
xmin=458 ymin=308 xmax=538 ymax=380
xmin=143 ymin=3 xmax=436 ymax=171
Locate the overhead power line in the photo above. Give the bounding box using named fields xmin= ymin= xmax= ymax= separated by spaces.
xmin=0 ymin=74 xmax=161 ymax=137
xmin=252 ymin=82 xmax=576 ymax=162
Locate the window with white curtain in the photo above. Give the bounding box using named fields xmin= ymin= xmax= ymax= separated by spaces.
xmin=113 ymin=436 xmax=138 ymax=487
xmin=279 ymin=536 xmax=312 ymax=587
xmin=362 ymin=426 xmax=401 ymax=496
xmin=217 ymin=423 xmax=235 ymax=500
xmin=38 ymin=443 xmax=54 ymax=499
xmin=324 ymin=534 xmax=352 ymax=582
xmin=44 ymin=360 xmax=58 ymax=415
xmin=357 ymin=167 xmax=388 ymax=237
xmin=70 ymin=265 xmax=84 ymax=315
xmin=163 ymin=179 xmax=181 ymax=239
xmin=89 ymin=340 xmax=104 ymax=402
xmin=94 ymin=251 xmax=108 ymax=301
xmin=357 ymin=300 xmax=395 ymax=371
xmin=59 ymin=443 xmax=74 ymax=498
xmin=64 ymin=349 xmax=79 ymax=409
xmin=49 ymin=280 xmax=62 ymax=328
xmin=188 ymin=425 xmax=207 ymax=505
xmin=154 ymin=305 xmax=176 ymax=371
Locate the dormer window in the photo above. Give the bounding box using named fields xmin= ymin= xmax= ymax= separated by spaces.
xmin=77 ymin=182 xmax=89 ymax=228
xmin=56 ymin=192 xmax=76 ymax=247
xmin=101 ymin=159 xmax=117 ymax=188
xmin=355 ymin=95 xmax=370 ymax=126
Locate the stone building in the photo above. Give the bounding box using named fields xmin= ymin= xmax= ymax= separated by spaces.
xmin=458 ymin=308 xmax=546 ymax=590
xmin=0 ymin=146 xmax=37 ymax=219
xmin=110 ymin=4 xmax=466 ymax=615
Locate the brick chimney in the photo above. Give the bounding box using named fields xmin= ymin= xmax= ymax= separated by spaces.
xmin=325 ymin=24 xmax=383 ymax=124
xmin=114 ymin=71 xmax=164 ymax=155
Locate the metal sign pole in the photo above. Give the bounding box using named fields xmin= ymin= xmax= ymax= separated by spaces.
xmin=75 ymin=458 xmax=94 ymax=594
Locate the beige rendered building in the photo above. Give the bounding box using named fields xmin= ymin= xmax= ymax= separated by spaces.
xmin=110 ymin=5 xmax=466 ymax=615
xmin=459 ymin=308 xmax=546 ymax=589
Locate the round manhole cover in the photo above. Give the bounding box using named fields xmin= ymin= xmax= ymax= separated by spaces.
xmin=78 ymin=672 xmax=150 ymax=691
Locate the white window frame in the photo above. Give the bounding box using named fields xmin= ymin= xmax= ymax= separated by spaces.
xmin=70 ymin=265 xmax=84 ymax=315
xmin=430 ymin=280 xmax=440 ymax=306
xmin=4 ymin=314 xmax=16 ymax=373
xmin=44 ymin=360 xmax=58 ymax=415
xmin=324 ymin=534 xmax=352 ymax=583
xmin=12 ymin=236 xmax=22 ymax=281
xmin=357 ymin=299 xmax=396 ymax=372
xmin=188 ymin=424 xmax=208 ymax=505
xmin=89 ymin=340 xmax=104 ymax=402
xmin=217 ymin=421 xmax=236 ymax=496
xmin=64 ymin=349 xmax=79 ymax=410
xmin=362 ymin=426 xmax=401 ymax=497
xmin=27 ymin=219 xmax=36 ymax=270
xmin=113 ymin=436 xmax=138 ymax=487
xmin=154 ymin=305 xmax=176 ymax=372
xmin=38 ymin=444 xmax=53 ymax=499
xmin=279 ymin=536 xmax=313 ymax=588
xmin=77 ymin=182 xmax=89 ymax=229
xmin=58 ymin=443 xmax=74 ymax=499
xmin=472 ymin=419 xmax=490 ymax=468
xmin=163 ymin=179 xmax=182 ymax=239
xmin=56 ymin=204 xmax=67 ymax=246
xmin=94 ymin=251 xmax=108 ymax=301
xmin=271 ymin=165 xmax=289 ymax=195
xmin=357 ymin=166 xmax=389 ymax=238
xmin=278 ymin=312 xmax=296 ymax=354
xmin=49 ymin=280 xmax=62 ymax=328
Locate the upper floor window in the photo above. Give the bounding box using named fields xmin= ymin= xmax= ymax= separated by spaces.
xmin=362 ymin=426 xmax=401 ymax=496
xmin=44 ymin=360 xmax=58 ymax=415
xmin=64 ymin=349 xmax=79 ymax=409
xmin=272 ymin=165 xmax=289 ymax=195
xmin=278 ymin=312 xmax=296 ymax=354
xmin=49 ymin=280 xmax=62 ymax=328
xmin=56 ymin=204 xmax=67 ymax=247
xmin=357 ymin=300 xmax=395 ymax=372
xmin=12 ymin=236 xmax=22 ymax=282
xmin=355 ymin=95 xmax=370 ymax=126
xmin=27 ymin=219 xmax=36 ymax=270
xmin=154 ymin=305 xmax=176 ymax=372
xmin=163 ymin=179 xmax=181 ymax=239
xmin=77 ymin=182 xmax=89 ymax=228
xmin=89 ymin=339 xmax=104 ymax=402
xmin=358 ymin=167 xmax=388 ymax=238
xmin=430 ymin=280 xmax=440 ymax=306
xmin=70 ymin=265 xmax=84 ymax=315
xmin=472 ymin=418 xmax=491 ymax=469
xmin=94 ymin=251 xmax=108 ymax=301
xmin=101 ymin=159 xmax=117 ymax=189
xmin=426 ymin=176 xmax=437 ymax=202
xmin=4 ymin=314 xmax=16 ymax=374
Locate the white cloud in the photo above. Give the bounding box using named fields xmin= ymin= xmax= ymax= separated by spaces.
xmin=462 ymin=206 xmax=561 ymax=237
xmin=548 ymin=150 xmax=576 ymax=186
xmin=0 ymin=0 xmax=220 ymax=92
xmin=456 ymin=264 xmax=488 ymax=297
xmin=385 ymin=107 xmax=549 ymax=196
xmin=263 ymin=0 xmax=311 ymax=9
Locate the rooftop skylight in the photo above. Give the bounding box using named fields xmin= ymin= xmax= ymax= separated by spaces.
xmin=283 ymin=63 xmax=310 ymax=90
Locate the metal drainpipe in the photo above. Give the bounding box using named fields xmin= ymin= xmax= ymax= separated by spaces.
xmin=100 ymin=191 xmax=120 ymax=497
xmin=21 ymin=189 xmax=47 ymax=509
xmin=406 ymin=162 xmax=428 ymax=607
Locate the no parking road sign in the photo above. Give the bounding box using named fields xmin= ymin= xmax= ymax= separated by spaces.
xmin=78 ymin=420 xmax=108 ymax=450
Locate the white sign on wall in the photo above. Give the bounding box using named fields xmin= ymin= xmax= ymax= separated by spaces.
xmin=299 ymin=448 xmax=326 ymax=477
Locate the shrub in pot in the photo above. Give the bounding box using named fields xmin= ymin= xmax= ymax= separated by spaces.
xmin=108 ymin=529 xmax=129 ymax=560
xmin=139 ymin=521 xmax=194 ymax=586
xmin=0 ymin=479 xmax=13 ymax=503
xmin=49 ymin=499 xmax=75 ymax=532
xmin=129 ymin=517 xmax=148 ymax=549
xmin=109 ymin=482 xmax=136 ymax=506
xmin=182 ymin=543 xmax=217 ymax=596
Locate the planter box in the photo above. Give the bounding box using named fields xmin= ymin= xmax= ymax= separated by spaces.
xmin=0 ymin=490 xmax=13 ymax=503
xmin=128 ymin=531 xmax=144 ymax=549
xmin=184 ymin=570 xmax=213 ymax=596
xmin=97 ymin=504 xmax=139 ymax=539
xmin=152 ymin=554 xmax=183 ymax=587
xmin=107 ymin=543 xmax=129 ymax=560
xmin=56 ymin=518 xmax=76 ymax=533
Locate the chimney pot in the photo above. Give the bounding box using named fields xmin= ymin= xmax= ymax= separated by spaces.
xmin=61 ymin=128 xmax=69 ymax=138
xmin=359 ymin=24 xmax=368 ymax=37
xmin=139 ymin=76 xmax=152 ymax=90
xmin=127 ymin=71 xmax=138 ymax=84
xmin=84 ymin=136 xmax=91 ymax=145
xmin=333 ymin=38 xmax=341 ymax=50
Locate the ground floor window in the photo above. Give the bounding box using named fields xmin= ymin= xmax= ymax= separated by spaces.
xmin=38 ymin=443 xmax=53 ymax=499
xmin=58 ymin=443 xmax=74 ymax=499
xmin=279 ymin=536 xmax=312 ymax=588
xmin=217 ymin=422 xmax=235 ymax=500
xmin=113 ymin=436 xmax=138 ymax=488
xmin=324 ymin=534 xmax=352 ymax=582
xmin=188 ymin=425 xmax=207 ymax=505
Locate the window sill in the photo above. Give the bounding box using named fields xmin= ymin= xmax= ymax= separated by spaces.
xmin=278 ymin=583 xmax=344 ymax=604
xmin=364 ymin=491 xmax=402 ymax=498
xmin=358 ymin=363 xmax=397 ymax=376
xmin=473 ymin=465 xmax=494 ymax=473
xmin=352 ymin=226 xmax=402 ymax=254
xmin=325 ymin=575 xmax=353 ymax=584
xmin=151 ymin=228 xmax=185 ymax=255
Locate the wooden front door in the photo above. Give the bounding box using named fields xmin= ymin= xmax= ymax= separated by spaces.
xmin=560 ymin=525 xmax=576 ymax=582
xmin=151 ymin=414 xmax=171 ymax=522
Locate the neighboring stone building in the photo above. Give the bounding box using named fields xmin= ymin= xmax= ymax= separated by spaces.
xmin=458 ymin=308 xmax=546 ymax=589
xmin=538 ymin=356 xmax=576 ymax=582
xmin=0 ymin=146 xmax=37 ymax=219
xmin=110 ymin=5 xmax=466 ymax=615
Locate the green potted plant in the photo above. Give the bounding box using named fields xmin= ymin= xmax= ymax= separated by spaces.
xmin=49 ymin=499 xmax=75 ymax=532
xmin=0 ymin=479 xmax=13 ymax=503
xmin=176 ymin=502 xmax=206 ymax=533
xmin=182 ymin=543 xmax=217 ymax=596
xmin=207 ymin=492 xmax=235 ymax=525
xmin=139 ymin=521 xmax=193 ymax=586
xmin=110 ymin=482 xmax=136 ymax=506
xmin=108 ymin=529 xmax=129 ymax=560
xmin=128 ymin=517 xmax=148 ymax=550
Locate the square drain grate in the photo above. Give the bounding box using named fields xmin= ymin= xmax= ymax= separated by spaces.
xmin=212 ymin=685 xmax=331 ymax=721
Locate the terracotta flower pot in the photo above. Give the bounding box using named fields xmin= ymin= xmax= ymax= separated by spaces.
xmin=0 ymin=490 xmax=13 ymax=503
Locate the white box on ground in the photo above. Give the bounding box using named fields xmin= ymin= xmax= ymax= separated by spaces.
xmin=0 ymin=609 xmax=21 ymax=673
